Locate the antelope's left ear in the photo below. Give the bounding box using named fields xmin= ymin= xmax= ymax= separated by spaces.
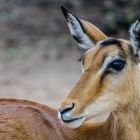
xmin=129 ymin=20 xmax=140 ymax=62
xmin=61 ymin=6 xmax=108 ymax=50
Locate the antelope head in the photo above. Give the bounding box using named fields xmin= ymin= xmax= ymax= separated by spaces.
xmin=58 ymin=7 xmax=140 ymax=128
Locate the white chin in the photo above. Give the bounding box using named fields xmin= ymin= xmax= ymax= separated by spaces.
xmin=63 ymin=117 xmax=86 ymax=128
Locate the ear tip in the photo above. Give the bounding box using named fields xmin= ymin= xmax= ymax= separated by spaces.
xmin=60 ymin=6 xmax=69 ymax=19
xmin=60 ymin=6 xmax=66 ymax=11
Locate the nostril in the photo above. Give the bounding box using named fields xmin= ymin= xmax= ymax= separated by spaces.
xmin=60 ymin=103 xmax=75 ymax=115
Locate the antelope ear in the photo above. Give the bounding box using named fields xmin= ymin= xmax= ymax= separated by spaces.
xmin=129 ymin=20 xmax=140 ymax=62
xmin=61 ymin=6 xmax=108 ymax=50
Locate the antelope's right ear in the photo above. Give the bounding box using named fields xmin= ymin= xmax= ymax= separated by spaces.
xmin=129 ymin=20 xmax=140 ymax=63
xmin=61 ymin=6 xmax=108 ymax=50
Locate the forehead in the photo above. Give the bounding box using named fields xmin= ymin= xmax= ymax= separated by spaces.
xmin=83 ymin=38 xmax=129 ymax=68
xmin=99 ymin=38 xmax=122 ymax=47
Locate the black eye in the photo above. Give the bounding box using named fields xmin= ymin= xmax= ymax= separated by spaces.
xmin=109 ymin=59 xmax=126 ymax=71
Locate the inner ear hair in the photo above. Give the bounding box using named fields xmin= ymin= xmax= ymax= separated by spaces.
xmin=61 ymin=6 xmax=94 ymax=50
xmin=129 ymin=20 xmax=140 ymax=62
xmin=61 ymin=6 xmax=108 ymax=50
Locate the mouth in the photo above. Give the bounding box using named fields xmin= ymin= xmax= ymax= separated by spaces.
xmin=58 ymin=110 xmax=86 ymax=128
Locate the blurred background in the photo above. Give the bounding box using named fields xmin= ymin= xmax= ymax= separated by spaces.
xmin=0 ymin=0 xmax=139 ymax=108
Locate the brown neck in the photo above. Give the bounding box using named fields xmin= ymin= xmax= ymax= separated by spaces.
xmin=108 ymin=72 xmax=140 ymax=140
xmin=109 ymin=98 xmax=140 ymax=140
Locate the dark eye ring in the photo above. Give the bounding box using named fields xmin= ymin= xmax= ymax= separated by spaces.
xmin=108 ymin=59 xmax=126 ymax=71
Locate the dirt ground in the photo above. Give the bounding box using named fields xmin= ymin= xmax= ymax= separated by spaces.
xmin=0 ymin=38 xmax=82 ymax=109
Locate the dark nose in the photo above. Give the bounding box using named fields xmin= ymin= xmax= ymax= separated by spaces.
xmin=58 ymin=103 xmax=75 ymax=122
xmin=59 ymin=103 xmax=75 ymax=115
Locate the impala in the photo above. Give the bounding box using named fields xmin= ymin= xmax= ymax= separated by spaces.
xmin=0 ymin=7 xmax=139 ymax=140
xmin=58 ymin=7 xmax=140 ymax=140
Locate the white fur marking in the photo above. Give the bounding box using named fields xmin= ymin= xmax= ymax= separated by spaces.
xmin=58 ymin=110 xmax=86 ymax=128
xmin=81 ymin=61 xmax=85 ymax=73
xmin=98 ymin=56 xmax=112 ymax=74
xmin=67 ymin=13 xmax=94 ymax=49
xmin=130 ymin=20 xmax=140 ymax=56
xmin=85 ymin=92 xmax=118 ymax=123
xmin=92 ymin=113 xmax=110 ymax=123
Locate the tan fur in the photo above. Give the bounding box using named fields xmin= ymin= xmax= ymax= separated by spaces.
xmin=0 ymin=16 xmax=139 ymax=139
xmin=0 ymin=99 xmax=77 ymax=140
xmin=58 ymin=22 xmax=140 ymax=139
xmin=82 ymin=20 xmax=108 ymax=43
